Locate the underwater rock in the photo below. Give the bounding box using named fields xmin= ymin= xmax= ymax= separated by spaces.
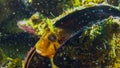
xmin=54 ymin=5 xmax=120 ymax=33
xmin=53 ymin=5 xmax=120 ymax=67
xmin=54 ymin=17 xmax=120 ymax=68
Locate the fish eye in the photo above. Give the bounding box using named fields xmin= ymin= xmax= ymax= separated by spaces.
xmin=32 ymin=19 xmax=41 ymax=24
xmin=48 ymin=34 xmax=57 ymax=42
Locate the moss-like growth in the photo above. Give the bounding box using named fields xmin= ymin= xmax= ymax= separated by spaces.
xmin=0 ymin=48 xmax=22 ymax=68
xmin=78 ymin=16 xmax=120 ymax=66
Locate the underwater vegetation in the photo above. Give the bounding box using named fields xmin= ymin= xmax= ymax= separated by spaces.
xmin=0 ymin=48 xmax=22 ymax=68
xmin=1 ymin=0 xmax=120 ymax=68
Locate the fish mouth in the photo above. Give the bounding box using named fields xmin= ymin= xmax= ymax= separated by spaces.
xmin=17 ymin=21 xmax=36 ymax=35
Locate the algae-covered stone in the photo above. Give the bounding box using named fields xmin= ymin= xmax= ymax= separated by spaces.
xmin=54 ymin=12 xmax=120 ymax=68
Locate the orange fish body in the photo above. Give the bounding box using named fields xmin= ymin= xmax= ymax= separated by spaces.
xmin=35 ymin=32 xmax=61 ymax=58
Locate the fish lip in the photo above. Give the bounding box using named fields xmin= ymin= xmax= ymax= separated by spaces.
xmin=17 ymin=21 xmax=37 ymax=35
xmin=17 ymin=21 xmax=26 ymax=29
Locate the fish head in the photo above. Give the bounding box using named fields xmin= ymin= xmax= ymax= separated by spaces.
xmin=17 ymin=12 xmax=45 ymax=36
